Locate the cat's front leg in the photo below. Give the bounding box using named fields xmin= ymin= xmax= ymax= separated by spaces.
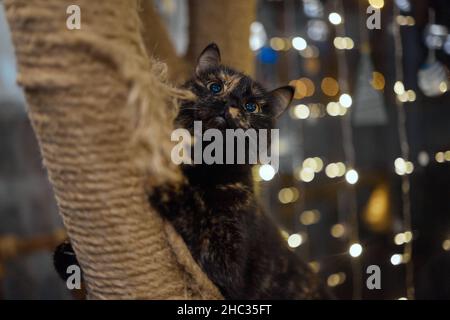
xmin=193 ymin=212 xmax=250 ymax=299
xmin=150 ymin=183 xmax=251 ymax=299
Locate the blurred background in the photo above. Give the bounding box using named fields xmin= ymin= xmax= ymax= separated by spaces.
xmin=0 ymin=0 xmax=449 ymax=299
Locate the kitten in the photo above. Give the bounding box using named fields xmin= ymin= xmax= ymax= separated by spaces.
xmin=54 ymin=43 xmax=328 ymax=299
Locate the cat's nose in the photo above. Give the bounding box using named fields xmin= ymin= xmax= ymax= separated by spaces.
xmin=227 ymin=106 xmax=240 ymax=119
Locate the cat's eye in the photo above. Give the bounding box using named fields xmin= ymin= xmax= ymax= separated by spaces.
xmin=208 ymin=82 xmax=223 ymax=94
xmin=244 ymin=102 xmax=259 ymax=113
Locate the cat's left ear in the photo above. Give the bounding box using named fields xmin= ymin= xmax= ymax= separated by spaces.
xmin=268 ymin=86 xmax=295 ymax=118
xmin=196 ymin=43 xmax=221 ymax=75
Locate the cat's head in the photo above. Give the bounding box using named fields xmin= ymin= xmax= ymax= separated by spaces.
xmin=176 ymin=43 xmax=294 ymax=131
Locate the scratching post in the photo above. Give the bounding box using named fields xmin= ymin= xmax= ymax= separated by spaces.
xmin=4 ymin=0 xmax=222 ymax=299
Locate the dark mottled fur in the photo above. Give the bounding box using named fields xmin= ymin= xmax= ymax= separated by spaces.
xmin=54 ymin=43 xmax=327 ymax=299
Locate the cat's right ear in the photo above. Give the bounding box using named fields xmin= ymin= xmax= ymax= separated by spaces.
xmin=196 ymin=43 xmax=221 ymax=75
xmin=268 ymin=85 xmax=295 ymax=118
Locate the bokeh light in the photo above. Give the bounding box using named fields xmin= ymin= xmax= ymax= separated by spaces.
xmin=287 ymin=233 xmax=303 ymax=248
xmin=339 ymin=93 xmax=353 ymax=108
xmin=259 ymin=164 xmax=275 ymax=181
xmin=345 ymin=169 xmax=359 ymax=184
xmin=321 ymin=77 xmax=340 ymax=96
xmin=371 ymin=71 xmax=385 ymax=90
xmin=349 ymin=243 xmax=363 ymax=257
xmin=328 ymin=12 xmax=342 ymax=25
xmin=292 ymin=37 xmax=307 ymax=51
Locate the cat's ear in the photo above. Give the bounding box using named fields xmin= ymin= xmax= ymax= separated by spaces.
xmin=268 ymin=86 xmax=295 ymax=118
xmin=196 ymin=43 xmax=221 ymax=75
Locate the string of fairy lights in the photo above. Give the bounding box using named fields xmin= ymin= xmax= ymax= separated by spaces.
xmin=251 ymin=0 xmax=450 ymax=299
xmin=255 ymin=0 xmax=368 ymax=298
xmin=391 ymin=1 xmax=415 ymax=301
xmin=333 ymin=0 xmax=362 ymax=300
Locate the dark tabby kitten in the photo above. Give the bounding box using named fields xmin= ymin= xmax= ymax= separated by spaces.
xmin=54 ymin=43 xmax=327 ymax=299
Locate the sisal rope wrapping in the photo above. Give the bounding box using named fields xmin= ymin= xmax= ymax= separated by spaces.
xmin=4 ymin=0 xmax=222 ymax=299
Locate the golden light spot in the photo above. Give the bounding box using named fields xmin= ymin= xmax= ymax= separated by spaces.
xmin=396 ymin=15 xmax=407 ymax=26
xmin=325 ymin=163 xmax=339 ymax=178
xmin=331 ymin=224 xmax=345 ymax=238
xmin=394 ymin=231 xmax=412 ymax=245
xmin=445 ymin=151 xmax=450 ymax=161
xmin=309 ymin=261 xmax=320 ymax=273
xmin=252 ymin=165 xmax=262 ymax=182
xmin=394 ymin=233 xmax=406 ymax=245
xmin=363 ymin=183 xmax=391 ymax=232
xmin=398 ymin=92 xmax=409 ymax=103
xmin=278 ymin=187 xmax=300 ymax=204
xmin=280 ymin=229 xmax=289 ymax=241
xmin=405 ymin=161 xmax=414 ymax=174
xmin=326 ymin=102 xmax=340 ymax=116
xmin=333 ymin=37 xmax=354 ymax=50
xmin=369 ymin=0 xmax=384 ymax=9
xmin=396 ymin=15 xmax=415 ymax=26
xmin=314 ymin=157 xmax=324 ymax=172
xmin=282 ymin=38 xmax=292 ymax=51
xmin=333 ymin=37 xmax=345 ymax=50
xmin=371 ymin=72 xmax=385 ymax=90
xmin=406 ymin=16 xmax=415 ymax=26
xmin=435 ymin=152 xmax=445 ymax=163
xmin=302 ymin=157 xmax=324 ymax=173
xmin=299 ymin=77 xmax=315 ymax=97
xmin=290 ymin=104 xmax=310 ymax=119
xmin=290 ymin=80 xmax=308 ymax=100
xmin=345 ymin=37 xmax=354 ymax=49
xmin=394 ymin=81 xmax=405 ymax=95
xmin=321 ymin=77 xmax=340 ymax=96
xmin=339 ymin=104 xmax=348 ymax=116
xmin=443 ymin=239 xmax=450 ymax=251
xmin=299 ymin=167 xmax=315 ymax=182
xmin=270 ymin=37 xmax=285 ymax=51
xmin=327 ymin=272 xmax=346 ymax=287
xmin=407 ymin=90 xmax=416 ymax=102
xmin=336 ymin=162 xmax=346 ymax=177
xmin=300 ymin=210 xmax=321 ymax=225
xmin=404 ymin=231 xmax=413 ymax=242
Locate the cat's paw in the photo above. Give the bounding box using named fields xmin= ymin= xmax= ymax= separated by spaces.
xmin=53 ymin=240 xmax=80 ymax=281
